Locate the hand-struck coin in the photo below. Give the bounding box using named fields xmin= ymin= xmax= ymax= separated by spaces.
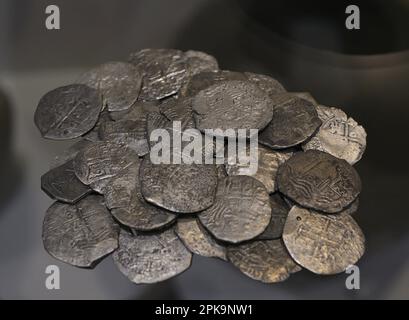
xmin=302 ymin=105 xmax=367 ymax=165
xmin=244 ymin=72 xmax=286 ymax=96
xmin=184 ymin=50 xmax=219 ymax=76
xmin=283 ymin=206 xmax=365 ymax=274
xmin=198 ymin=176 xmax=271 ymax=243
xmin=176 ymin=217 xmax=227 ymax=260
xmin=34 ymin=84 xmax=102 ymax=140
xmin=277 ymin=150 xmax=361 ymax=213
xmin=227 ymin=239 xmax=301 ymax=283
xmin=42 ymin=195 xmax=120 ymax=267
xmin=50 ymin=139 xmax=92 ymax=169
xmin=112 ymin=228 xmax=192 ymax=284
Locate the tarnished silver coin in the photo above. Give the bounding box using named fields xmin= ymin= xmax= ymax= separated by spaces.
xmin=302 ymin=105 xmax=367 ymax=165
xmin=228 ymin=239 xmax=301 ymax=283
xmin=192 ymin=80 xmax=274 ymax=138
xmin=82 ymin=109 xmax=111 ymax=142
xmin=277 ymin=150 xmax=361 ymax=213
xmin=112 ymin=228 xmax=192 ymax=284
xmin=225 ymin=144 xmax=293 ymax=193
xmin=34 ymin=84 xmax=102 ymax=140
xmin=78 ymin=62 xmax=142 ymax=112
xmin=129 ymin=49 xmax=187 ymax=101
xmin=184 ymin=50 xmax=219 ymax=76
xmin=73 ymin=141 xmax=139 ymax=193
xmin=159 ymin=96 xmax=195 ymax=130
xmin=244 ymin=72 xmax=286 ymax=96
xmin=198 ymin=176 xmax=271 ymax=243
xmin=42 ymin=195 xmax=119 ymax=268
xmin=176 ymin=217 xmax=227 ymax=260
xmin=259 ymin=95 xmax=321 ymax=149
xmin=41 ymin=160 xmax=92 ymax=204
xmin=256 ymin=194 xmax=290 ymax=240
xmin=283 ymin=205 xmax=365 ymax=275
xmin=104 ymin=164 xmax=176 ymax=231
xmin=140 ymin=157 xmax=218 ymax=213
xmin=50 ymin=139 xmax=92 ymax=169
xmin=108 ymin=100 xmax=159 ymax=121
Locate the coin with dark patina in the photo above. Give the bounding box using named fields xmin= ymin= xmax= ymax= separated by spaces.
xmin=34 ymin=84 xmax=102 ymax=140
xmin=112 ymin=228 xmax=192 ymax=284
xmin=42 ymin=195 xmax=119 ymax=267
xmin=244 ymin=72 xmax=286 ymax=96
xmin=41 ymin=160 xmax=92 ymax=204
xmin=198 ymin=176 xmax=271 ymax=243
xmin=227 ymin=239 xmax=301 ymax=283
xmin=176 ymin=217 xmax=227 ymax=260
xmin=159 ymin=96 xmax=195 ymax=130
xmin=184 ymin=50 xmax=219 ymax=76
xmin=277 ymin=150 xmax=361 ymax=213
xmin=283 ymin=206 xmax=365 ymax=274
xmin=259 ymin=95 xmax=321 ymax=149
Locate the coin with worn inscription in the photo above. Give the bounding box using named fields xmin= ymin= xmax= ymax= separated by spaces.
xmin=283 ymin=206 xmax=365 ymax=274
xmin=302 ymin=105 xmax=367 ymax=165
xmin=41 ymin=160 xmax=92 ymax=204
xmin=159 ymin=96 xmax=195 ymax=130
xmin=176 ymin=217 xmax=227 ymax=260
xmin=244 ymin=72 xmax=286 ymax=96
xmin=42 ymin=195 xmax=119 ymax=267
xmin=35 ymin=84 xmax=102 ymax=140
xmin=228 ymin=239 xmax=301 ymax=283
xmin=277 ymin=150 xmax=361 ymax=213
xmin=112 ymin=228 xmax=192 ymax=284
xmin=198 ymin=176 xmax=271 ymax=243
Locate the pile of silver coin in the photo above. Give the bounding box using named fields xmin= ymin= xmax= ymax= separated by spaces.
xmin=35 ymin=49 xmax=367 ymax=284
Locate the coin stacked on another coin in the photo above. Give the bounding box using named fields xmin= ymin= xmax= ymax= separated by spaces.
xmin=35 ymin=49 xmax=367 ymax=284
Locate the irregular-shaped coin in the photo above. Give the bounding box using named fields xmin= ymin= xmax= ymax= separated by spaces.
xmin=176 ymin=217 xmax=227 ymax=260
xmin=42 ymin=195 xmax=119 ymax=267
xmin=108 ymin=100 xmax=159 ymax=121
xmin=283 ymin=206 xmax=365 ymax=274
xmin=82 ymin=109 xmax=111 ymax=142
xmin=227 ymin=239 xmax=301 ymax=283
xmin=184 ymin=50 xmax=219 ymax=76
xmin=259 ymin=95 xmax=321 ymax=149
xmin=198 ymin=176 xmax=271 ymax=243
xmin=34 ymin=84 xmax=102 ymax=140
xmin=277 ymin=150 xmax=361 ymax=213
xmin=159 ymin=96 xmax=195 ymax=130
xmin=292 ymin=92 xmax=317 ymax=105
xmin=244 ymin=72 xmax=286 ymax=96
xmin=50 ymin=139 xmax=92 ymax=169
xmin=302 ymin=105 xmax=367 ymax=165
xmin=41 ymin=160 xmax=92 ymax=204
xmin=112 ymin=228 xmax=192 ymax=284
xmin=78 ymin=62 xmax=142 ymax=112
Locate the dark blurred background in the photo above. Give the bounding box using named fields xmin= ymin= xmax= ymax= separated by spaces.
xmin=0 ymin=0 xmax=408 ymax=299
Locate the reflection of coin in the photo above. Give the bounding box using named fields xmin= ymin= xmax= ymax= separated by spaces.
xmin=283 ymin=206 xmax=365 ymax=275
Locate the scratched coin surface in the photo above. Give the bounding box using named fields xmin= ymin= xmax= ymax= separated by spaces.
xmin=192 ymin=81 xmax=274 ymax=138
xmin=34 ymin=84 xmax=102 ymax=140
xmin=283 ymin=205 xmax=365 ymax=274
xmin=41 ymin=160 xmax=92 ymax=204
xmin=112 ymin=228 xmax=192 ymax=284
xmin=225 ymin=144 xmax=293 ymax=193
xmin=159 ymin=96 xmax=195 ymax=130
xmin=104 ymin=164 xmax=176 ymax=231
xmin=259 ymin=95 xmax=321 ymax=149
xmin=73 ymin=141 xmax=139 ymax=193
xmin=302 ymin=105 xmax=367 ymax=165
xmin=42 ymin=195 xmax=119 ymax=267
xmin=198 ymin=176 xmax=271 ymax=243
xmin=228 ymin=239 xmax=301 ymax=283
xmin=78 ymin=61 xmax=142 ymax=112
xmin=176 ymin=217 xmax=227 ymax=260
xmin=140 ymin=157 xmax=218 ymax=213
xmin=277 ymin=150 xmax=361 ymax=213
xmin=244 ymin=72 xmax=286 ymax=96
xmin=50 ymin=139 xmax=92 ymax=169
xmin=129 ymin=48 xmax=187 ymax=101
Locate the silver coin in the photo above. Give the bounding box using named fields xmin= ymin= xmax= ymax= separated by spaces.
xmin=112 ymin=228 xmax=192 ymax=284
xmin=184 ymin=50 xmax=219 ymax=76
xmin=140 ymin=157 xmax=218 ymax=213
xmin=159 ymin=96 xmax=196 ymax=130
xmin=277 ymin=150 xmax=362 ymax=213
xmin=259 ymin=95 xmax=322 ymax=149
xmin=78 ymin=61 xmax=142 ymax=112
xmin=50 ymin=139 xmax=92 ymax=169
xmin=244 ymin=72 xmax=286 ymax=96
xmin=129 ymin=49 xmax=187 ymax=101
xmin=108 ymin=100 xmax=159 ymax=121
xmin=176 ymin=217 xmax=227 ymax=260
xmin=283 ymin=205 xmax=365 ymax=275
xmin=192 ymin=80 xmax=274 ymax=138
xmin=225 ymin=144 xmax=293 ymax=193
xmin=82 ymin=109 xmax=111 ymax=142
xmin=73 ymin=141 xmax=140 ymax=194
xmin=42 ymin=195 xmax=119 ymax=268
xmin=104 ymin=164 xmax=176 ymax=231
xmin=228 ymin=239 xmax=301 ymax=283
xmin=302 ymin=105 xmax=367 ymax=165
xmin=41 ymin=160 xmax=92 ymax=204
xmin=198 ymin=176 xmax=271 ymax=243
xmin=34 ymin=84 xmax=102 ymax=140
xmin=292 ymin=92 xmax=317 ymax=105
